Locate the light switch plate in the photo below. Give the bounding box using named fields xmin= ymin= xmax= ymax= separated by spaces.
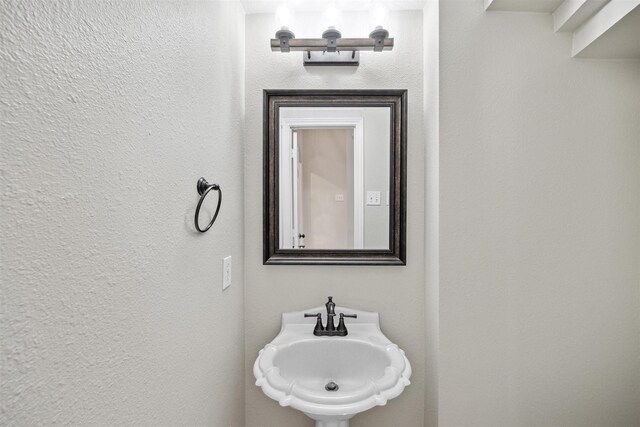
xmin=223 ymin=256 xmax=232 ymax=290
xmin=335 ymin=193 xmax=345 ymax=202
xmin=366 ymin=191 xmax=381 ymax=206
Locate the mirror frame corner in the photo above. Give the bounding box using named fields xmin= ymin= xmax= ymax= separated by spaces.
xmin=263 ymin=89 xmax=407 ymax=266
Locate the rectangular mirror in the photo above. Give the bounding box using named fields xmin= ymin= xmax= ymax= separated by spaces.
xmin=263 ymin=90 xmax=407 ymax=265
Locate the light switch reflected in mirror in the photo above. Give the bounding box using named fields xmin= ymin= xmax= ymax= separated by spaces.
xmin=278 ymin=108 xmax=390 ymax=251
xmin=264 ymin=90 xmax=406 ymax=265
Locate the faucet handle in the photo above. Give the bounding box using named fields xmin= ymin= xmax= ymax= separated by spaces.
xmin=336 ymin=313 xmax=357 ymax=335
xmin=304 ymin=313 xmax=324 ymax=335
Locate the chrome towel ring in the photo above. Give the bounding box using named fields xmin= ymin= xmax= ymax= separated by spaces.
xmin=195 ymin=177 xmax=222 ymax=233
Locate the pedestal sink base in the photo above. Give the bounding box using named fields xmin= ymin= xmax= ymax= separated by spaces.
xmin=305 ymin=413 xmax=353 ymax=427
xmin=315 ymin=420 xmax=349 ymax=427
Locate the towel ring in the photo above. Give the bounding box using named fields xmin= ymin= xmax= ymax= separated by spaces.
xmin=195 ymin=177 xmax=222 ymax=233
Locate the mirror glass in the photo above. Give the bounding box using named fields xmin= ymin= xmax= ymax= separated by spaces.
xmin=278 ymin=107 xmax=390 ymax=250
xmin=264 ymin=90 xmax=406 ymax=265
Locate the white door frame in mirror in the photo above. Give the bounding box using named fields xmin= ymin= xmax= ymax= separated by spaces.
xmin=278 ymin=113 xmax=364 ymax=250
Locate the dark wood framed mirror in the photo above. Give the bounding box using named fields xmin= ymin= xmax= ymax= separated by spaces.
xmin=263 ymin=89 xmax=407 ymax=265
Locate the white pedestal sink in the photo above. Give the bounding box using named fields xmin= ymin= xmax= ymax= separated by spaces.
xmin=253 ymin=304 xmax=411 ymax=427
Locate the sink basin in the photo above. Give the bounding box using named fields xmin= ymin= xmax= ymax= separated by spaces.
xmin=253 ymin=305 xmax=411 ymax=427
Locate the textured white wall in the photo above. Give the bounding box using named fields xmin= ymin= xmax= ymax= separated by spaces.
xmin=0 ymin=0 xmax=245 ymax=425
xmin=439 ymin=2 xmax=640 ymax=426
xmin=244 ymin=11 xmax=425 ymax=427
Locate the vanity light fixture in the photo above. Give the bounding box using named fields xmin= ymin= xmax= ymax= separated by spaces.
xmin=271 ymin=25 xmax=393 ymax=66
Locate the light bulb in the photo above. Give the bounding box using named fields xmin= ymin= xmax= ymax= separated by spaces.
xmin=275 ymin=3 xmax=293 ymax=31
xmin=323 ymin=1 xmax=341 ymax=30
xmin=370 ymin=1 xmax=389 ymax=28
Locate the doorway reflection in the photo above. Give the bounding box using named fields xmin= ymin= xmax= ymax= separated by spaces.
xmin=294 ymin=128 xmax=355 ymax=249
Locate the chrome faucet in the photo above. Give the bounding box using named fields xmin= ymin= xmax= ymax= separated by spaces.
xmin=304 ymin=296 xmax=357 ymax=336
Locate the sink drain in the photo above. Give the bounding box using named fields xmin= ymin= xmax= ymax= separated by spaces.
xmin=325 ymin=381 xmax=339 ymax=392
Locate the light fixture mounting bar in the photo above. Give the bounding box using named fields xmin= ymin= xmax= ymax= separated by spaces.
xmin=270 ymin=38 xmax=394 ymax=52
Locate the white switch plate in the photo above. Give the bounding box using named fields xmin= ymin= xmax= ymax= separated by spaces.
xmin=335 ymin=193 xmax=345 ymax=202
xmin=223 ymin=256 xmax=232 ymax=290
xmin=366 ymin=191 xmax=381 ymax=206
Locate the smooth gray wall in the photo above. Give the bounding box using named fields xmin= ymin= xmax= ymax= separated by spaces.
xmin=244 ymin=11 xmax=425 ymax=427
xmin=423 ymin=1 xmax=440 ymax=426
xmin=439 ymin=2 xmax=640 ymax=426
xmin=362 ymin=108 xmax=391 ymax=249
xmin=0 ymin=0 xmax=245 ymax=425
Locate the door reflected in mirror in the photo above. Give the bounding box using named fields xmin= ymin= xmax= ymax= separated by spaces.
xmin=264 ymin=90 xmax=406 ymax=265
xmin=279 ymin=108 xmax=390 ymax=251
